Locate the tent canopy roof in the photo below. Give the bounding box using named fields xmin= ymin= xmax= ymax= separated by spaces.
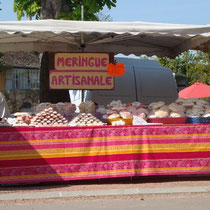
xmin=0 ymin=19 xmax=209 ymax=58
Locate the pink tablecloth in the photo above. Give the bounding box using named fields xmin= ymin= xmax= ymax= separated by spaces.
xmin=0 ymin=124 xmax=210 ymax=184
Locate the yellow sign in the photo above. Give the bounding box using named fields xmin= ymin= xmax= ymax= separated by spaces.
xmin=50 ymin=53 xmax=114 ymax=90
xmin=50 ymin=71 xmax=114 ymax=89
xmin=55 ymin=53 xmax=109 ymax=70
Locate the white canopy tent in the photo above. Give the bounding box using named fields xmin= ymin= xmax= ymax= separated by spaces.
xmin=0 ymin=20 xmax=209 ymax=58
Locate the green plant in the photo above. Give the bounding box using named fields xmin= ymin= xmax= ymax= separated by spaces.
xmin=158 ymin=50 xmax=210 ymax=85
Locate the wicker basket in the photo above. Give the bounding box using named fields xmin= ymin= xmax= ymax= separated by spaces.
xmin=148 ymin=117 xmax=187 ymax=124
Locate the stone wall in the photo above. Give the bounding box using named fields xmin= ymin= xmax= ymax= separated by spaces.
xmin=3 ymin=52 xmax=41 ymax=68
xmin=4 ymin=90 xmax=40 ymax=113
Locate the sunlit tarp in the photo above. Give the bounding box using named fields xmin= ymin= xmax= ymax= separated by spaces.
xmin=0 ymin=20 xmax=209 ymax=57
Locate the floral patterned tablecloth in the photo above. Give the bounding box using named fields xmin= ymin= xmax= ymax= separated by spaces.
xmin=0 ymin=124 xmax=210 ymax=184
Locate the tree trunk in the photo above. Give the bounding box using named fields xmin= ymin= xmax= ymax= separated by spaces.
xmin=40 ymin=52 xmax=70 ymax=103
xmin=41 ymin=0 xmax=71 ymax=19
xmin=39 ymin=0 xmax=70 ymax=103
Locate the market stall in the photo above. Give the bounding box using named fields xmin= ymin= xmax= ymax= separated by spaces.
xmin=0 ymin=20 xmax=210 ymax=185
xmin=0 ymin=97 xmax=210 ymax=184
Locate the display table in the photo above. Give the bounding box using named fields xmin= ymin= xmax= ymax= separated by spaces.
xmin=0 ymin=124 xmax=210 ymax=184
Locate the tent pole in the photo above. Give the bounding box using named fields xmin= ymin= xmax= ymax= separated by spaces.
xmin=81 ymin=5 xmax=85 ymax=102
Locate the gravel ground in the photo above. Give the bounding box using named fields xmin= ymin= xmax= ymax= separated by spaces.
xmin=1 ymin=175 xmax=210 ymax=207
xmin=1 ymin=192 xmax=210 ymax=208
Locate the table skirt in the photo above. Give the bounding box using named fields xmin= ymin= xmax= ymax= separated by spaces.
xmin=0 ymin=124 xmax=210 ymax=184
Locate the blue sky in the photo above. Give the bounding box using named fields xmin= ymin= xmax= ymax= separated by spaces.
xmin=0 ymin=0 xmax=210 ymax=25
xmin=106 ymin=0 xmax=210 ymax=24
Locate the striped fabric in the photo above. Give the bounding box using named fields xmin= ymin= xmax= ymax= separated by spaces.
xmin=0 ymin=124 xmax=210 ymax=184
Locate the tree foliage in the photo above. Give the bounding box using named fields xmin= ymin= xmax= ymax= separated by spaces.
xmin=14 ymin=0 xmax=117 ymax=21
xmin=14 ymin=0 xmax=41 ymax=20
xmin=95 ymin=12 xmax=112 ymax=22
xmin=158 ymin=51 xmax=210 ymax=85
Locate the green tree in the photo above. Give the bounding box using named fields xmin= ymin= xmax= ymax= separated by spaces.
xmin=13 ymin=0 xmax=117 ymax=102
xmin=158 ymin=51 xmax=210 ymax=85
xmin=14 ymin=0 xmax=41 ymax=20
xmin=14 ymin=0 xmax=117 ymax=20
